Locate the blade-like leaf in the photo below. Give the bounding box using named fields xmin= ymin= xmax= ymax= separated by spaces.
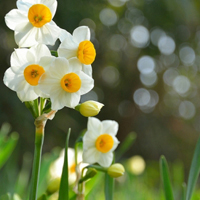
xmin=186 ymin=137 xmax=200 ymax=200
xmin=160 ymin=156 xmax=174 ymax=200
xmin=0 ymin=132 xmax=19 ymax=169
xmin=58 ymin=128 xmax=71 ymax=200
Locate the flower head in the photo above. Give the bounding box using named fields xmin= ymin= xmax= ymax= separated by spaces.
xmin=3 ymin=44 xmax=53 ymax=102
xmin=58 ymin=26 xmax=96 ymax=77
xmin=76 ymin=100 xmax=104 ymax=117
xmin=5 ymin=0 xmax=60 ymax=47
xmin=39 ymin=57 xmax=94 ymax=110
xmin=82 ymin=117 xmax=119 ymax=168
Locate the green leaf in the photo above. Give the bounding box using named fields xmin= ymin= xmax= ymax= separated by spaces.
xmin=0 ymin=193 xmax=11 ymax=200
xmin=37 ymin=194 xmax=47 ymax=200
xmin=104 ymin=173 xmax=114 ymax=200
xmin=186 ymin=137 xmax=200 ymax=200
xmin=58 ymin=128 xmax=71 ymax=200
xmin=51 ymin=50 xmax=58 ymax=57
xmin=0 ymin=132 xmax=19 ymax=169
xmin=160 ymin=156 xmax=174 ymax=200
xmin=182 ymin=183 xmax=186 ymax=200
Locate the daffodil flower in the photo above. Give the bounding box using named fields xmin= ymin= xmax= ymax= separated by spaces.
xmin=82 ymin=117 xmax=120 ymax=168
xmin=58 ymin=26 xmax=96 ymax=77
xmin=39 ymin=57 xmax=94 ymax=110
xmin=3 ymin=44 xmax=54 ymax=102
xmin=5 ymin=0 xmax=61 ymax=47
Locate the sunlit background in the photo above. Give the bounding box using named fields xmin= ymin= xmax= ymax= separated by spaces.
xmin=1 ymin=0 xmax=200 ymax=199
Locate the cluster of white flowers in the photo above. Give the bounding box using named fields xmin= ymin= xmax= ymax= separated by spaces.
xmin=4 ymin=0 xmax=119 ymax=168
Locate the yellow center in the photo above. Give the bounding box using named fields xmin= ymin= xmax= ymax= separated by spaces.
xmin=24 ymin=64 xmax=45 ymax=86
xmin=60 ymin=73 xmax=81 ymax=93
xmin=95 ymin=134 xmax=114 ymax=153
xmin=28 ymin=4 xmax=52 ymax=28
xmin=69 ymin=163 xmax=76 ymax=173
xmin=77 ymin=40 xmax=96 ymax=65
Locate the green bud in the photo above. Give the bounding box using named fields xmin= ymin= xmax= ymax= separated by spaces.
xmin=46 ymin=177 xmax=60 ymax=195
xmin=107 ymin=163 xmax=125 ymax=178
xmin=75 ymin=101 xmax=104 ymax=117
xmin=79 ymin=168 xmax=97 ymax=183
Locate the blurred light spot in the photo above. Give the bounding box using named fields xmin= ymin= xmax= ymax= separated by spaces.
xmin=125 ymin=7 xmax=143 ymax=23
xmin=158 ymin=36 xmax=176 ymax=55
xmin=140 ymin=71 xmax=157 ymax=87
xmin=162 ymin=54 xmax=177 ymax=67
xmin=179 ymin=46 xmax=195 ymax=66
xmin=118 ymin=18 xmax=132 ymax=34
xmin=133 ymin=88 xmax=151 ymax=106
xmin=137 ymin=56 xmax=155 ymax=74
xmin=173 ymin=75 xmax=190 ymax=95
xmin=79 ymin=18 xmax=96 ymax=30
xmin=179 ymin=101 xmax=195 ymax=119
xmin=130 ymin=25 xmax=149 ymax=48
xmin=108 ymin=0 xmax=127 ymax=7
xmin=150 ymin=28 xmax=166 ymax=46
xmin=99 ymin=8 xmax=118 ymax=26
xmin=102 ymin=66 xmax=120 ymax=87
xmin=127 ymin=155 xmax=146 ymax=175
xmin=81 ymin=90 xmax=98 ymax=102
xmin=109 ymin=34 xmax=127 ymax=51
xmin=118 ymin=100 xmax=135 ymax=117
xmin=163 ymin=68 xmax=179 ymax=86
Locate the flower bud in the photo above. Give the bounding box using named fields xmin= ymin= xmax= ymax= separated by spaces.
xmin=46 ymin=177 xmax=60 ymax=195
xmin=107 ymin=163 xmax=125 ymax=178
xmin=76 ymin=101 xmax=104 ymax=117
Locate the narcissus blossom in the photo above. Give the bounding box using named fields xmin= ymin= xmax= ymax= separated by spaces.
xmin=83 ymin=117 xmax=120 ymax=168
xmin=3 ymin=44 xmax=53 ymax=102
xmin=39 ymin=57 xmax=94 ymax=110
xmin=5 ymin=0 xmax=61 ymax=47
xmin=58 ymin=26 xmax=96 ymax=77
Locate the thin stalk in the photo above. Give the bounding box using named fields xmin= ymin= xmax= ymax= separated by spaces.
xmin=33 ymin=98 xmax=39 ymax=118
xmin=29 ymin=117 xmax=46 ymax=200
xmin=39 ymin=98 xmax=46 ymax=116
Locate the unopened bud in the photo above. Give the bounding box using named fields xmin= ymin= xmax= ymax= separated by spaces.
xmin=46 ymin=177 xmax=60 ymax=195
xmin=107 ymin=163 xmax=125 ymax=178
xmin=76 ymin=101 xmax=104 ymax=117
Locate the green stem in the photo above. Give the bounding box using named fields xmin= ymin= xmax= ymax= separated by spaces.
xmin=29 ymin=118 xmax=45 ymax=200
xmin=39 ymin=98 xmax=46 ymax=116
xmin=33 ymin=98 xmax=39 ymax=118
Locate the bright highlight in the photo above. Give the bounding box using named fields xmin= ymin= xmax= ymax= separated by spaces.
xmin=24 ymin=64 xmax=45 ymax=86
xmin=95 ymin=134 xmax=114 ymax=153
xmin=28 ymin=4 xmax=52 ymax=28
xmin=60 ymin=73 xmax=81 ymax=93
xmin=78 ymin=40 xmax=96 ymax=65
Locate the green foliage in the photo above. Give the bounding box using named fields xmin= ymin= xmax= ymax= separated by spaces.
xmin=160 ymin=156 xmax=174 ymax=200
xmin=0 ymin=123 xmax=18 ymax=169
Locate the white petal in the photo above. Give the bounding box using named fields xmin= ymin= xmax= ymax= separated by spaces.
xmin=5 ymin=9 xmax=28 ymax=30
xmin=110 ymin=136 xmax=120 ymax=152
xmin=68 ymin=58 xmax=82 ymax=72
xmin=82 ymin=130 xmax=97 ymax=150
xmin=97 ymin=152 xmax=113 ymax=167
xmin=87 ymin=117 xmax=102 ymax=134
xmin=50 ymin=89 xmax=66 ymax=110
xmin=83 ymin=148 xmax=100 ymax=164
xmin=73 ymin=26 xmax=90 ymax=43
xmin=78 ymin=71 xmax=94 ymax=95
xmin=59 ymin=28 xmax=72 ymax=42
xmin=10 ymin=49 xmax=28 ymax=73
xmin=17 ymin=83 xmax=38 ymax=102
xmin=17 ymin=1 xmax=32 ymax=12
xmin=29 ymin=44 xmax=51 ymax=62
xmin=66 ymin=93 xmax=80 ymax=108
xmin=35 ymin=22 xmax=60 ymax=46
xmin=3 ymin=68 xmax=24 ymax=91
xmin=39 ymin=56 xmax=55 ymax=70
xmin=82 ymin=64 xmax=92 ymax=77
xmin=102 ymin=120 xmax=119 ymax=136
xmin=52 ymin=57 xmax=70 ymax=77
xmin=15 ymin=23 xmax=37 ymax=47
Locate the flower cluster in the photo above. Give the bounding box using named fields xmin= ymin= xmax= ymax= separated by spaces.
xmin=4 ymin=0 xmax=123 ymax=197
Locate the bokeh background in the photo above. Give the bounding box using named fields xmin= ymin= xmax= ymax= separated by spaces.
xmin=1 ymin=0 xmax=200 ymax=199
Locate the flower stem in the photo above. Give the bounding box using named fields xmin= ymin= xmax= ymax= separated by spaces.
xmin=29 ymin=117 xmax=46 ymax=200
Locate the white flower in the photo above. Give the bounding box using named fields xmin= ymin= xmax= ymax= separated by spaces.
xmin=3 ymin=44 xmax=54 ymax=102
xmin=39 ymin=57 xmax=94 ymax=110
xmin=82 ymin=117 xmax=120 ymax=168
xmin=49 ymin=148 xmax=84 ymax=185
xmin=58 ymin=26 xmax=96 ymax=77
xmin=5 ymin=0 xmax=61 ymax=47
